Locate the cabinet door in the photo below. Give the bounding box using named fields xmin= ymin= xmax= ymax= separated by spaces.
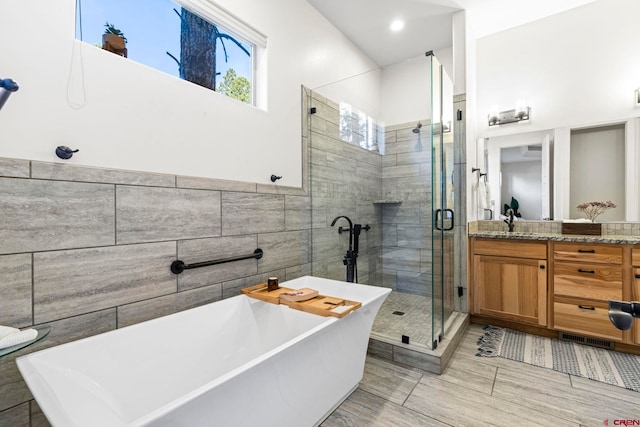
xmin=634 ymin=268 xmax=640 ymax=345
xmin=473 ymin=255 xmax=547 ymax=326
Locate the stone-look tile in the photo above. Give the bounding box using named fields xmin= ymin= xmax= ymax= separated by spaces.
xmin=381 ymin=248 xmax=422 ymax=272
xmin=31 ymin=401 xmax=51 ymax=427
xmin=0 ymin=254 xmax=32 ymax=328
xmin=31 ymin=162 xmax=175 ymax=187
xmin=360 ymin=356 xmax=423 ymax=405
xmin=221 ymin=270 xmax=286 ymax=299
xmin=368 ymin=339 xmax=394 ymax=360
xmin=284 ymin=263 xmax=312 ymax=281
xmin=397 ymin=225 xmax=430 ymax=249
xmin=221 ymin=192 xmax=285 ymax=235
xmin=33 ymin=242 xmax=176 ymax=323
xmin=116 ymin=186 xmax=221 ymax=244
xmin=0 ymin=402 xmax=29 ymax=427
xmin=0 ymin=309 xmax=115 ymax=412
xmin=117 ymin=283 xmax=222 ymax=328
xmin=176 ymin=175 xmax=256 ymax=192
xmin=394 ymin=346 xmax=442 ymax=374
xmin=258 ymin=230 xmax=310 ymax=273
xmin=396 ymin=271 xmax=431 ymax=296
xmin=492 ymin=366 xmax=640 ymax=426
xmin=0 ymin=157 xmax=29 ymax=178
xmin=310 ymin=131 xmax=343 ymax=156
xmin=256 ymin=183 xmax=307 ymax=196
xmin=285 ymin=195 xmax=311 ymax=231
xmin=310 ymin=100 xmax=339 ymax=126
xmin=404 ymin=374 xmax=577 ymax=426
xmin=0 ymin=178 xmax=115 ymax=254
xmin=177 ymin=236 xmax=258 ymax=291
xmin=321 ymin=389 xmax=446 ymax=427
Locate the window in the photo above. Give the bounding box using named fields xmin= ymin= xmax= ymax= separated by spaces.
xmin=339 ymin=102 xmax=381 ymax=153
xmin=76 ymin=0 xmax=266 ymax=106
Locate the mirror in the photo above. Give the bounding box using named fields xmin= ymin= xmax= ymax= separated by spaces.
xmin=483 ymin=130 xmax=552 ymax=220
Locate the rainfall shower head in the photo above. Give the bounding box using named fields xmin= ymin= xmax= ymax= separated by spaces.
xmin=412 ymin=122 xmax=422 ymax=134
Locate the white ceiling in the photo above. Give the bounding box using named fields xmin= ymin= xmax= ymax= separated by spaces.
xmin=307 ymin=0 xmax=596 ymax=67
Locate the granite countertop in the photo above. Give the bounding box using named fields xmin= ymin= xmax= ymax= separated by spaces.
xmin=468 ymin=231 xmax=640 ymax=244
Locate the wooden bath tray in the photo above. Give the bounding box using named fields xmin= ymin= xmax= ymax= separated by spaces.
xmin=241 ymin=284 xmax=361 ymax=318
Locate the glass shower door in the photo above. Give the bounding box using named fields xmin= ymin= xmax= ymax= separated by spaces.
xmin=430 ymin=53 xmax=455 ymax=349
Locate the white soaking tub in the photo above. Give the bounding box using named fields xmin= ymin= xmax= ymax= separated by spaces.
xmin=17 ymin=276 xmax=390 ymax=427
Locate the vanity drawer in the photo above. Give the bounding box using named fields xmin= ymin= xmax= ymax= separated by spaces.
xmin=553 ymin=262 xmax=622 ymax=300
xmin=553 ymin=301 xmax=623 ymax=341
xmin=473 ymin=239 xmax=546 ymax=259
xmin=553 ymin=242 xmax=622 ymax=265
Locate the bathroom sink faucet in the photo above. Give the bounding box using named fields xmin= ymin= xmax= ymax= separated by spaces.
xmin=504 ymin=209 xmax=515 ymax=232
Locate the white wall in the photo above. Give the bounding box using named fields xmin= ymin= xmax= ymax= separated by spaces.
xmin=0 ymin=0 xmax=378 ymax=186
xmin=380 ymin=48 xmax=452 ymax=126
xmin=475 ymin=0 xmax=640 ymax=140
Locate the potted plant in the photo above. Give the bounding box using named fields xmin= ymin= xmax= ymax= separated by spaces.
xmin=102 ymin=22 xmax=127 ymax=57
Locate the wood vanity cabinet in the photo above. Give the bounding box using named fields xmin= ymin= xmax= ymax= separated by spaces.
xmin=471 ymin=238 xmax=547 ymax=326
xmin=551 ymin=242 xmax=624 ymax=342
xmin=632 ymin=247 xmax=640 ymax=345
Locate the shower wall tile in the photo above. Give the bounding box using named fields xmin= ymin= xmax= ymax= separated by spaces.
xmin=31 ymin=162 xmax=175 ymax=187
xmin=383 ymin=164 xmax=420 ymax=179
xmin=397 ymin=151 xmax=430 ymax=166
xmin=258 ymin=230 xmax=310 ymax=273
xmin=0 ymin=157 xmax=29 ymax=178
xmin=0 ymin=254 xmax=32 ymax=328
xmin=381 ymin=248 xmax=422 ymax=272
xmin=285 ymin=195 xmax=311 ymax=231
xmin=116 ymin=186 xmax=221 ymax=244
xmin=309 ymin=101 xmax=339 ymax=126
xmin=0 ymin=309 xmax=116 ymax=413
xmin=0 ymin=402 xmax=28 ymax=427
xmin=381 ymin=202 xmax=421 ymax=225
xmin=397 ymin=225 xmax=431 ymax=249
xmin=177 ymin=175 xmax=257 ymax=192
xmin=0 ymin=178 xmax=115 ymax=255
xmin=310 ymin=131 xmax=343 ymax=156
xmin=397 ymin=271 xmax=432 ymax=296
xmin=176 ymin=236 xmax=258 ymax=291
xmin=117 ymin=283 xmax=223 ymax=328
xmin=221 ymin=192 xmax=285 ymax=235
xmin=33 ymin=242 xmax=176 ymax=323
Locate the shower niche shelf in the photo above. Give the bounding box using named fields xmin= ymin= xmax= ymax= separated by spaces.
xmin=373 ymin=200 xmax=403 ymax=205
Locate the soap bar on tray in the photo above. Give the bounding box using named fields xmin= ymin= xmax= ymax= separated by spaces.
xmin=278 ymin=288 xmax=319 ymax=302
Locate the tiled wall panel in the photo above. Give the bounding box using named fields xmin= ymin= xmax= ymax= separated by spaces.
xmin=221 ymin=192 xmax=285 ymax=235
xmin=33 ymin=243 xmax=177 ymax=323
xmin=116 ymin=186 xmax=221 ymax=244
xmin=176 ymin=236 xmax=258 ymax=291
xmin=0 ymin=178 xmax=115 ymax=254
xmin=0 ymin=254 xmax=32 ymax=327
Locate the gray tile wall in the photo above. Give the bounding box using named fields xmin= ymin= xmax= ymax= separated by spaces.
xmin=309 ymin=91 xmax=384 ymax=285
xmin=0 ymin=152 xmax=311 ymax=425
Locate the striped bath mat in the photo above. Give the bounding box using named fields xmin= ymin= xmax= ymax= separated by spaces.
xmin=477 ymin=326 xmax=640 ymax=392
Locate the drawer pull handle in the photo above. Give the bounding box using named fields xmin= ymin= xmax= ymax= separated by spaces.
xmin=578 ymin=249 xmax=595 ymax=253
xmin=578 ymin=305 xmax=596 ymax=311
xmin=635 ymin=274 xmax=640 ymax=279
xmin=578 ymin=269 xmax=595 ymax=274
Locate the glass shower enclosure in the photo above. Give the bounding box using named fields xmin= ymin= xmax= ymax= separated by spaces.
xmin=306 ymin=52 xmax=459 ymax=352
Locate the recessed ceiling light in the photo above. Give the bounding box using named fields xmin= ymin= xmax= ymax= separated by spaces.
xmin=390 ymin=19 xmax=404 ymax=32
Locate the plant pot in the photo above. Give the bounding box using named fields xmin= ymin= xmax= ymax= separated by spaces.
xmin=102 ymin=34 xmax=127 ymax=57
xmin=561 ymin=222 xmax=602 ymax=236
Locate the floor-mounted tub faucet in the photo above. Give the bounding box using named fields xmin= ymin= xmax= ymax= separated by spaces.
xmin=331 ymin=215 xmax=357 ymax=283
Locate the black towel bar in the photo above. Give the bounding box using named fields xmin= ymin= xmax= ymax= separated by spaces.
xmin=171 ymin=248 xmax=263 ymax=274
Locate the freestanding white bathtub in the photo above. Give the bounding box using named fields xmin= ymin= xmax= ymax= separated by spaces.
xmin=17 ymin=276 xmax=390 ymax=427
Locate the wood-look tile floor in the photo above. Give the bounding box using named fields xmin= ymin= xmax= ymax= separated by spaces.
xmin=322 ymin=324 xmax=640 ymax=427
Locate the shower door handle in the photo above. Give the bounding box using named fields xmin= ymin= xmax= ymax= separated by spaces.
xmin=434 ymin=209 xmax=455 ymax=231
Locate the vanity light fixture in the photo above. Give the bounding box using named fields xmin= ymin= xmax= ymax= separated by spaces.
xmin=488 ymin=100 xmax=531 ymax=126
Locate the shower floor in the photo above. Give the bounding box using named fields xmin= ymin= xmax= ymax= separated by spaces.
xmin=371 ymin=290 xmax=442 ymax=350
